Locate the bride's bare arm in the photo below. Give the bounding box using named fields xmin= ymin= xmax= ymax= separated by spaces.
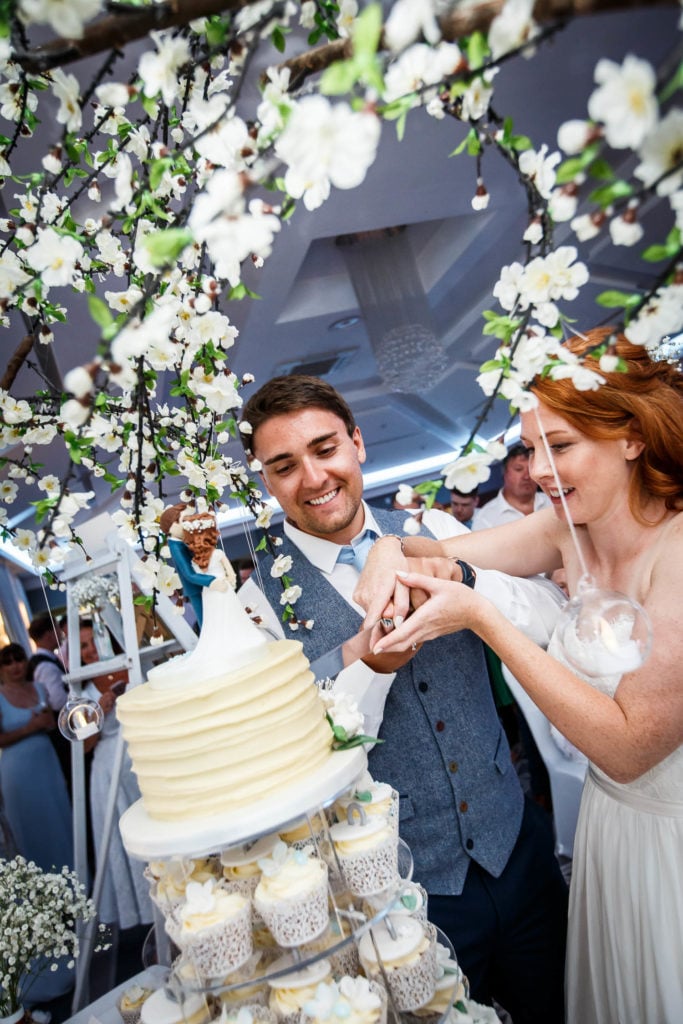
xmin=370 ymin=545 xmax=683 ymax=782
xmin=356 ymin=508 xmax=563 ymax=626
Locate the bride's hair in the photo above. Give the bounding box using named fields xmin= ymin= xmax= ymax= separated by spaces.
xmin=531 ymin=327 xmax=683 ymax=522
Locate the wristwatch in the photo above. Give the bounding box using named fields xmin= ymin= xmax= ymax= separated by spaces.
xmin=452 ymin=558 xmax=477 ymax=589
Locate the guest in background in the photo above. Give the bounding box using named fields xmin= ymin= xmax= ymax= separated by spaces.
xmin=449 ymin=487 xmax=479 ymax=529
xmin=27 ymin=611 xmax=67 ymax=711
xmin=0 ymin=642 xmax=73 ymax=872
xmin=472 ymin=443 xmax=549 ymax=531
xmin=80 ymin=622 xmax=153 ymax=939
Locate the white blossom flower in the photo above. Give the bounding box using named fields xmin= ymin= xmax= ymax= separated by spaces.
xmin=384 ymin=0 xmax=440 ymax=52
xmin=0 ymin=479 xmax=18 ymax=502
xmin=402 ymin=514 xmax=422 ymax=535
xmin=625 ymin=284 xmax=683 ymax=348
xmin=549 ymin=361 xmax=605 ymax=391
xmin=25 ymin=228 xmax=83 ymax=287
xmin=0 ymin=250 xmax=31 ymax=299
xmin=634 ymin=108 xmax=683 ymax=196
xmin=587 ymin=54 xmax=657 ymax=150
xmin=520 ymin=246 xmax=588 ymax=305
xmin=17 ymin=0 xmax=102 ymax=38
xmin=518 ymin=145 xmax=560 ymax=200
xmin=190 ymin=369 xmax=241 ymax=415
xmin=548 ymin=186 xmax=579 ymax=223
xmin=50 ymin=68 xmax=82 ymax=133
xmin=442 ymin=451 xmax=493 ymax=492
xmin=394 ymin=483 xmax=417 ymax=507
xmin=493 ymin=261 xmax=526 ymax=312
xmin=138 ymin=31 xmax=190 ymax=107
xmin=271 ymin=554 xmax=293 ymax=578
xmin=488 ymin=0 xmax=539 ymax=60
xmin=523 ymin=216 xmax=544 ymax=244
xmin=609 ymin=208 xmax=644 ymax=247
xmin=13 ymin=527 xmax=36 ymax=550
xmin=63 ymin=366 xmax=93 ymax=398
xmin=557 ymin=119 xmax=594 ymax=155
xmin=599 ymin=353 xmax=620 ymax=372
xmin=275 ymin=96 xmax=380 ymax=212
xmin=95 ymin=82 xmax=130 ymax=107
xmin=1 ymin=395 xmax=33 ymax=424
xmin=336 ymin=0 xmax=358 ymax=38
xmin=299 ymin=1 xmax=315 ymax=29
xmin=570 ymin=211 xmax=605 ymax=242
xmin=461 ymin=77 xmax=493 ymax=122
xmin=280 ymin=584 xmax=302 ymax=606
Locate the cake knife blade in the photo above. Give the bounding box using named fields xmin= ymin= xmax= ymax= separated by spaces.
xmin=308 ymin=618 xmax=395 ymax=681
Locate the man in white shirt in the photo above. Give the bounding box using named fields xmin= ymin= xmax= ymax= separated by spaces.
xmin=237 ymin=374 xmax=568 ymax=1021
xmin=473 ymin=443 xmax=549 ymax=531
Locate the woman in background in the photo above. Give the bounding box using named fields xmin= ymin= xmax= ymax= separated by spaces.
xmin=0 ymin=642 xmax=73 ymax=872
xmin=361 ymin=330 xmax=683 ymax=1023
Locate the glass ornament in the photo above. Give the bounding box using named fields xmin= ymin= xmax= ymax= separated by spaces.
xmin=555 ymin=576 xmax=653 ymax=678
xmin=58 ymin=695 xmax=104 ymax=742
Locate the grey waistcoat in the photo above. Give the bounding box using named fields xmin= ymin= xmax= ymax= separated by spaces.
xmin=254 ymin=507 xmax=524 ymax=894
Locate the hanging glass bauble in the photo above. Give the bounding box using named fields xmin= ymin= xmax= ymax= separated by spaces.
xmin=58 ymin=695 xmax=104 ymax=742
xmin=555 ymin=576 xmax=653 ymax=678
xmin=91 ymin=607 xmax=115 ymax=660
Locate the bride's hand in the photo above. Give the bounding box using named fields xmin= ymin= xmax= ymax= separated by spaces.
xmin=370 ymin=571 xmax=481 ymax=654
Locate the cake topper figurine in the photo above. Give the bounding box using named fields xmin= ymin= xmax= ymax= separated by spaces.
xmin=160 ymin=499 xmax=235 ymax=626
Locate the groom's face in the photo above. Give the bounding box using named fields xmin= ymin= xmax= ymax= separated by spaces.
xmin=253 ymin=406 xmax=367 ymax=545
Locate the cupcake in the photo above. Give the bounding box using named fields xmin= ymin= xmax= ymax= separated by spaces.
xmin=140 ymin=989 xmax=211 ymax=1024
xmin=267 ymin=957 xmax=332 ymax=1024
xmin=217 ymin=1007 xmax=276 ymax=1024
xmin=334 ymin=773 xmax=398 ymax=834
xmin=118 ymin=984 xmax=154 ymax=1024
xmin=279 ymin=813 xmax=328 ymax=854
xmin=358 ymin=917 xmax=437 ymax=1012
xmin=365 ymin=881 xmax=428 ymax=924
xmin=329 ymin=812 xmax=398 ymax=897
xmin=218 ymin=951 xmax=271 ymax=1011
xmin=221 ymin=836 xmax=280 ymax=904
xmin=409 ymin=942 xmax=467 ymax=1018
xmin=253 ymin=841 xmax=329 ymax=948
xmin=147 ymin=858 xmax=193 ymax=914
xmin=168 ymin=879 xmax=253 ymax=981
xmin=299 ymin=914 xmax=360 ymax=979
xmin=301 ymin=976 xmax=386 ymax=1024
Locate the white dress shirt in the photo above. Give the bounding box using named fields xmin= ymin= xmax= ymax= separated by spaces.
xmin=239 ymin=502 xmax=564 ymax=739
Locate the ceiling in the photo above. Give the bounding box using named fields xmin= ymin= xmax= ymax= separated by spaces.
xmin=2 ymin=4 xmax=677 ymax=594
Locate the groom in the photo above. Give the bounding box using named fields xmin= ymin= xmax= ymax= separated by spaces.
xmin=238 ymin=374 xmax=568 ymax=1023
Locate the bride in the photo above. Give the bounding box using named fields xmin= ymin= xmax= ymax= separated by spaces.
xmin=357 ymin=329 xmax=683 ymax=1024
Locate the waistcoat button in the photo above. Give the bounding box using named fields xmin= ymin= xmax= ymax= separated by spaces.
xmin=418 ymin=681 xmax=428 ymax=693
xmin=449 ymin=761 xmax=458 ymax=773
xmin=435 ymin=720 xmax=445 ymax=732
xmin=466 ymin=838 xmax=474 ymax=850
xmin=459 ymin=801 xmax=468 ymax=813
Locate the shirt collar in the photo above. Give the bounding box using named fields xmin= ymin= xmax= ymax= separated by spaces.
xmin=283 ymin=502 xmax=381 ymax=574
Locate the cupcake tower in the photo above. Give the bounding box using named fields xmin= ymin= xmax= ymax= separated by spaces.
xmin=141 ymin=770 xmax=496 ymax=1024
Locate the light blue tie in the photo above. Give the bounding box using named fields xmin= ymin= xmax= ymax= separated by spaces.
xmin=336 ymin=529 xmax=378 ymax=572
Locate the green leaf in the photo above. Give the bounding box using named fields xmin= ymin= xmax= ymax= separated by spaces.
xmin=272 ymin=26 xmax=286 ymax=54
xmin=87 ymin=295 xmax=114 ymax=330
xmin=659 ymin=59 xmax=683 ymax=103
xmin=134 ymin=593 xmax=154 ymax=613
xmin=149 ymin=156 xmax=172 ymax=191
xmin=351 ymin=2 xmax=382 ymax=59
xmin=555 ymin=156 xmax=584 ymax=185
xmin=320 ymin=59 xmax=359 ymax=96
xmin=595 ymin=289 xmax=639 ymax=309
xmin=588 ymin=180 xmax=632 ymax=208
xmin=587 ymin=157 xmax=614 ymax=181
xmin=641 ymin=244 xmax=673 ymax=263
xmin=466 ymin=31 xmax=489 ymax=71
xmin=143 ymin=227 xmax=193 ymax=267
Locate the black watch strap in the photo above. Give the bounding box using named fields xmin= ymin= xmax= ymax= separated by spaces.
xmin=453 ymin=558 xmax=477 ymax=589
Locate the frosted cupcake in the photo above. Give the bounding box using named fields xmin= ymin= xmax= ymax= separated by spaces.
xmin=301 ymin=977 xmax=386 ymax=1024
xmin=358 ymin=917 xmax=437 ymax=1012
xmin=409 ymin=942 xmax=467 ymax=1018
xmin=329 ymin=811 xmax=398 ymax=897
xmin=221 ymin=836 xmax=280 ymax=903
xmin=334 ymin=773 xmax=398 ymax=834
xmin=298 ymin=914 xmax=360 ymax=979
xmin=216 ymin=1006 xmax=276 ymax=1024
xmin=140 ymin=989 xmax=211 ymax=1024
xmin=267 ymin=957 xmax=332 ymax=1024
xmin=218 ymin=951 xmax=271 ymax=1011
xmin=253 ymin=841 xmax=329 ymax=947
xmin=117 ymin=984 xmax=155 ymax=1024
xmin=365 ymin=881 xmax=428 ymax=924
xmin=167 ymin=879 xmax=253 ymax=981
xmin=148 ymin=856 xmax=221 ymax=914
xmin=279 ymin=812 xmax=328 ymax=854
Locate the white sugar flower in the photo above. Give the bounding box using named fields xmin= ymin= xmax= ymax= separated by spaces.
xmin=50 ymin=68 xmax=81 ymax=132
xmin=634 ymin=108 xmax=683 ymax=196
xmin=319 ymin=691 xmax=365 ymax=738
xmin=587 ymin=55 xmax=657 ymax=150
xmin=25 ymin=228 xmax=83 ymax=287
xmin=488 ymin=0 xmax=539 ymax=60
xmin=276 ymin=96 xmax=380 ymax=212
xmin=138 ymin=30 xmax=190 ymax=107
xmin=442 ymin=451 xmax=493 ymax=492
xmin=17 ymin=0 xmax=102 ymax=37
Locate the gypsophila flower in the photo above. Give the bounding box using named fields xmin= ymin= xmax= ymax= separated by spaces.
xmin=0 ymin=856 xmax=106 ymax=1016
xmin=70 ymin=573 xmax=119 ymax=612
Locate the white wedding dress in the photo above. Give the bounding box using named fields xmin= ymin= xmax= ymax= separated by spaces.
xmin=551 ymin=634 xmax=683 ymax=1023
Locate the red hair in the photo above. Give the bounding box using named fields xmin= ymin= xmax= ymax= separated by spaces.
xmin=530 ymin=328 xmax=683 ymax=522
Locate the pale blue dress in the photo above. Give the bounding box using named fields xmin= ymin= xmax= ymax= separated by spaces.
xmin=0 ymin=682 xmax=73 ymax=872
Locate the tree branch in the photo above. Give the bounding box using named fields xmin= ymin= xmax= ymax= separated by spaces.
xmin=1 ymin=334 xmax=34 ymax=392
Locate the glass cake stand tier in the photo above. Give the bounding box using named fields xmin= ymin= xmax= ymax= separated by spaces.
xmin=120 ymin=746 xmax=368 ymax=860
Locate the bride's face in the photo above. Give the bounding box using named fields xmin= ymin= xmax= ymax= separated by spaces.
xmin=520 ymin=403 xmax=643 ymax=526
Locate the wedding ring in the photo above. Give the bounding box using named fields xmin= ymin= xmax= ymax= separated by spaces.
xmin=411 ymin=641 xmax=417 ymax=652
